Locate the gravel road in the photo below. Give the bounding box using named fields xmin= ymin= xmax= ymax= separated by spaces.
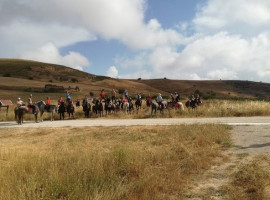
xmin=1 ymin=116 xmax=270 ymax=155
xmin=1 ymin=116 xmax=270 ymax=128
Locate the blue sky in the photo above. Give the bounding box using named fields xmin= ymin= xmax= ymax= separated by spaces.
xmin=1 ymin=0 xmax=270 ymax=82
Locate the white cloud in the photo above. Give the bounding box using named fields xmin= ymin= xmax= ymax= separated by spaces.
xmin=194 ymin=0 xmax=270 ymax=34
xmin=21 ymin=43 xmax=90 ymax=71
xmin=106 ymin=66 xmax=119 ymax=78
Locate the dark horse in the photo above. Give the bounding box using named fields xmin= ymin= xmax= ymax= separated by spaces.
xmin=185 ymin=98 xmax=202 ymax=109
xmin=82 ymin=99 xmax=91 ymax=118
xmin=92 ymin=99 xmax=103 ymax=117
xmin=39 ymin=102 xmax=57 ymax=121
xmin=14 ymin=101 xmax=43 ymax=124
xmin=135 ymin=98 xmax=142 ymax=110
xmin=67 ymin=101 xmax=75 ymax=119
xmin=104 ymin=98 xmax=114 ymax=115
xmin=57 ymin=102 xmax=66 ymax=120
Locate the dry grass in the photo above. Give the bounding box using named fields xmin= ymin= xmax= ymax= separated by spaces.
xmin=220 ymin=155 xmax=270 ymax=200
xmin=2 ymin=100 xmax=270 ymax=122
xmin=0 ymin=124 xmax=231 ymax=200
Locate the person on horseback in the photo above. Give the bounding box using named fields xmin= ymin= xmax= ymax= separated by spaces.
xmin=17 ymin=97 xmax=23 ymax=107
xmin=146 ymin=93 xmax=152 ymax=107
xmin=82 ymin=95 xmax=88 ymax=105
xmin=100 ymin=89 xmax=105 ymax=100
xmin=124 ymin=88 xmax=128 ymax=99
xmin=175 ymin=92 xmax=180 ymax=102
xmin=58 ymin=97 xmax=64 ymax=105
xmin=121 ymin=96 xmax=127 ymax=109
xmin=136 ymin=93 xmax=142 ymax=101
xmin=28 ymin=94 xmax=36 ymax=114
xmin=156 ymin=93 xmax=163 ymax=109
xmin=66 ymin=91 xmax=71 ymax=102
xmin=45 ymin=96 xmax=51 ymax=112
xmin=75 ymin=98 xmax=80 ymax=107
xmin=111 ymin=89 xmax=116 ymax=101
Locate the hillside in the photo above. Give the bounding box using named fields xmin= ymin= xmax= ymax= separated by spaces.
xmin=0 ymin=59 xmax=270 ymax=102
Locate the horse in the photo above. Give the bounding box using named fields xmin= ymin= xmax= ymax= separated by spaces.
xmin=122 ymin=102 xmax=129 ymax=113
xmin=128 ymin=99 xmax=134 ymax=114
xmin=57 ymin=101 xmax=66 ymax=120
xmin=82 ymin=99 xmax=91 ymax=118
xmin=135 ymin=98 xmax=142 ymax=110
xmin=14 ymin=101 xmax=42 ymax=124
xmin=104 ymin=98 xmax=113 ymax=115
xmin=39 ymin=102 xmax=57 ymax=121
xmin=146 ymin=98 xmax=152 ymax=107
xmin=185 ymin=98 xmax=202 ymax=109
xmin=151 ymin=101 xmax=165 ymax=115
xmin=92 ymin=99 xmax=103 ymax=117
xmin=66 ymin=101 xmax=75 ymax=119
xmin=167 ymin=101 xmax=184 ymax=111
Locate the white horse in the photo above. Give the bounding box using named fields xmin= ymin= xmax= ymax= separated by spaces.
xmin=122 ymin=102 xmax=129 ymax=113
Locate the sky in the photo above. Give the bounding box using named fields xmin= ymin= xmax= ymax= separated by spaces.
xmin=1 ymin=0 xmax=270 ymax=82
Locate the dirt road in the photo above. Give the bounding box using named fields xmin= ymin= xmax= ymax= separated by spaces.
xmin=1 ymin=116 xmax=270 ymax=128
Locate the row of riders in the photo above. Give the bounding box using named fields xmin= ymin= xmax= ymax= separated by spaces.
xmin=14 ymin=91 xmax=202 ymax=124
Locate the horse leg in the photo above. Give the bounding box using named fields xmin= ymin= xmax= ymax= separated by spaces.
xmin=40 ymin=111 xmax=43 ymax=122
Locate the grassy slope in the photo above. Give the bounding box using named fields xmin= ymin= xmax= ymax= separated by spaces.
xmin=1 ymin=59 xmax=270 ymax=102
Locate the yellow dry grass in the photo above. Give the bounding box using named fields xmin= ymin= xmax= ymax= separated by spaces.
xmin=0 ymin=125 xmax=231 ymax=200
xmin=1 ymin=99 xmax=270 ymax=122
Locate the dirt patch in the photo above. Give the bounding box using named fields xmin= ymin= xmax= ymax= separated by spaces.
xmin=231 ymin=125 xmax=270 ymax=155
xmin=188 ymin=125 xmax=270 ymax=199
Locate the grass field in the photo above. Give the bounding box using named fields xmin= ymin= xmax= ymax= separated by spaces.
xmin=1 ymin=99 xmax=270 ymax=122
xmin=0 ymin=124 xmax=231 ymax=200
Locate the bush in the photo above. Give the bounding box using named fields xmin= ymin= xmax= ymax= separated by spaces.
xmin=118 ymin=89 xmax=125 ymax=94
xmin=3 ymin=73 xmax=11 ymax=77
xmin=71 ymin=78 xmax=78 ymax=83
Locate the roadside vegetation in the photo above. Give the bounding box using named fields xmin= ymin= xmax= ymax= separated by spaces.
xmin=1 ymin=99 xmax=270 ymax=122
xmin=221 ymin=155 xmax=270 ymax=200
xmin=0 ymin=125 xmax=231 ymax=200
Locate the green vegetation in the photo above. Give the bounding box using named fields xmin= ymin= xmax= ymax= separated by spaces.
xmin=0 ymin=125 xmax=231 ymax=199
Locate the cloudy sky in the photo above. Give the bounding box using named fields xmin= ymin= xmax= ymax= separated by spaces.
xmin=1 ymin=0 xmax=270 ymax=82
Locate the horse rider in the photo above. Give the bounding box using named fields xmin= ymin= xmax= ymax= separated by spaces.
xmin=146 ymin=93 xmax=152 ymax=107
xmin=75 ymin=98 xmax=80 ymax=107
xmin=171 ymin=93 xmax=176 ymax=102
xmin=82 ymin=95 xmax=88 ymax=105
xmin=189 ymin=94 xmax=195 ymax=101
xmin=121 ymin=96 xmax=128 ymax=109
xmin=175 ymin=92 xmax=180 ymax=102
xmin=100 ymin=89 xmax=105 ymax=100
xmin=28 ymin=94 xmax=36 ymax=114
xmin=111 ymin=89 xmax=116 ymax=102
xmin=156 ymin=93 xmax=163 ymax=109
xmin=58 ymin=97 xmax=64 ymax=105
xmin=45 ymin=96 xmax=51 ymax=111
xmin=66 ymin=91 xmax=71 ymax=102
xmin=124 ymin=88 xmax=128 ymax=99
xmin=17 ymin=97 xmax=23 ymax=107
xmin=137 ymin=93 xmax=142 ymax=101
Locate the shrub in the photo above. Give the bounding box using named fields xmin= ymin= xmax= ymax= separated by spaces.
xmin=3 ymin=73 xmax=11 ymax=77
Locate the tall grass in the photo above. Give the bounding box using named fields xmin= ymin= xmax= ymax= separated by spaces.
xmin=0 ymin=125 xmax=231 ymax=199
xmin=2 ymin=100 xmax=270 ymax=122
